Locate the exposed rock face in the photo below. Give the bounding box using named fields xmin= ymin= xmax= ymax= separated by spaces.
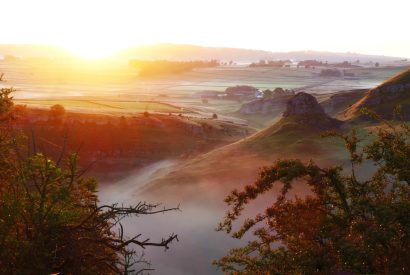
xmin=283 ymin=92 xmax=325 ymax=117
xmin=279 ymin=92 xmax=342 ymax=131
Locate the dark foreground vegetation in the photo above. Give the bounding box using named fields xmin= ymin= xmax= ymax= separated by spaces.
xmin=0 ymin=88 xmax=179 ymax=273
xmin=1 ymin=67 xmax=410 ymax=274
xmin=215 ymin=113 xmax=410 ymax=274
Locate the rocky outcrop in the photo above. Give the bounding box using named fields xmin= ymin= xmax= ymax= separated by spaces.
xmin=283 ymin=92 xmax=325 ymax=117
xmin=279 ymin=92 xmax=342 ymax=131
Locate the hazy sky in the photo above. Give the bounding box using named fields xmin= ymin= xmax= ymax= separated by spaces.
xmin=2 ymin=0 xmax=409 ymax=58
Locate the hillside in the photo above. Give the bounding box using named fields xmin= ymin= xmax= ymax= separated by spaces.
xmin=0 ymin=44 xmax=405 ymax=65
xmin=342 ymin=68 xmax=410 ymax=120
xmin=139 ymin=93 xmax=345 ymax=203
xmin=14 ymin=106 xmax=253 ymax=181
xmin=238 ymin=90 xmax=294 ymax=115
xmin=320 ymin=89 xmax=367 ymax=116
xmin=116 ymin=44 xmax=405 ymax=63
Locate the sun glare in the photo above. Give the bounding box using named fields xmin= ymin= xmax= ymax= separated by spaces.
xmin=1 ymin=0 xmax=409 ymax=58
xmin=63 ymin=42 xmax=124 ymax=59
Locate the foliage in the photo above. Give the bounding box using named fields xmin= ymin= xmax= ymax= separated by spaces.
xmin=262 ymin=89 xmax=274 ymax=99
xmin=0 ymin=87 xmax=14 ymax=121
xmin=225 ymin=85 xmax=258 ymax=95
xmin=215 ymin=121 xmax=410 ymax=274
xmin=49 ymin=104 xmax=66 ymax=122
xmin=319 ymin=68 xmax=342 ymax=77
xmin=249 ymin=60 xmax=290 ymax=68
xmin=0 ymin=85 xmax=179 ymax=274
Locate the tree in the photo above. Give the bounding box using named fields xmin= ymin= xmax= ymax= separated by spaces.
xmin=0 ymin=87 xmax=179 ymax=274
xmin=212 ymin=113 xmax=218 ymax=119
xmin=215 ymin=119 xmax=410 ymax=274
xmin=49 ymin=104 xmax=66 ymax=122
xmin=0 ymin=87 xmax=14 ymax=121
xmin=262 ymin=89 xmax=273 ymax=99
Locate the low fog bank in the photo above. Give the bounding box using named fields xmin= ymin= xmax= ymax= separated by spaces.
xmin=97 ymin=154 xmax=327 ymax=274
xmin=118 ymin=204 xmax=242 ymax=275
xmin=98 ymin=160 xmax=247 ymax=275
xmin=98 ymin=160 xmax=177 ymax=204
xmin=97 ymin=156 xmax=347 ymax=274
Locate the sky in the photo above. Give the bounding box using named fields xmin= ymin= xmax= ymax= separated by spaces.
xmin=1 ymin=0 xmax=409 ymax=58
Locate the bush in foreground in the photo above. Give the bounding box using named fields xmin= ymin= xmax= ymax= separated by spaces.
xmin=216 ymin=120 xmax=410 ymax=274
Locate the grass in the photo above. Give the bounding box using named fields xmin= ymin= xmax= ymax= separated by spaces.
xmin=4 ymin=60 xmax=407 ymax=124
xmin=5 ymin=62 xmax=402 ymax=99
xmin=16 ymin=99 xmax=188 ymax=114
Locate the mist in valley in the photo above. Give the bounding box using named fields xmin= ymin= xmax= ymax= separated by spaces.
xmin=97 ymin=158 xmax=317 ymax=274
xmin=98 ymin=160 xmax=246 ymax=275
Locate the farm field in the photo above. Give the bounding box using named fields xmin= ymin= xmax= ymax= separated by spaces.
xmin=1 ymin=1 xmax=409 ymax=274
xmin=1 ymin=59 xmax=407 ymax=118
xmin=15 ymin=98 xmax=188 ymax=114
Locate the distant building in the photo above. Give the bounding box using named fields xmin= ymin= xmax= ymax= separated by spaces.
xmin=255 ymin=89 xmax=264 ymax=99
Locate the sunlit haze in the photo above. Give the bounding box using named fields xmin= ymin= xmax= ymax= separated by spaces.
xmin=1 ymin=0 xmax=409 ymax=59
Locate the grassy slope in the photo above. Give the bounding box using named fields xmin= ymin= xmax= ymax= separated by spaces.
xmin=320 ymin=89 xmax=367 ymax=117
xmin=343 ymin=68 xmax=410 ymax=120
xmin=139 ymin=115 xmax=348 ymax=203
xmin=381 ymin=68 xmax=410 ymax=86
xmin=18 ymin=107 xmax=254 ymax=181
xmin=16 ymin=99 xmax=189 ymax=114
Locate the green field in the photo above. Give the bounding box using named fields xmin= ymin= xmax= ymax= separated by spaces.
xmin=16 ymin=99 xmax=188 ymax=114
xmin=2 ymin=60 xmax=407 ymax=118
xmin=3 ymin=61 xmax=404 ymax=98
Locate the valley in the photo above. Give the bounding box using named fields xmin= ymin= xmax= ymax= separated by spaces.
xmin=2 ymin=1 xmax=410 ymax=273
xmin=1 ymin=46 xmax=409 ymax=274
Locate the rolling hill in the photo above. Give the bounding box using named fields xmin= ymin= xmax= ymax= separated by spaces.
xmin=342 ymin=68 xmax=410 ymax=120
xmin=139 ymin=93 xmax=345 ymax=203
xmin=117 ymin=44 xmax=406 ymax=63
xmin=320 ymin=89 xmax=367 ymax=116
xmin=0 ymin=44 xmax=404 ymax=63
xmin=14 ymin=107 xmax=254 ymax=181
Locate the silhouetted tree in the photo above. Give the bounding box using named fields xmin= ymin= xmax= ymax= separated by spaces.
xmin=0 ymin=86 xmax=179 ymax=274
xmin=215 ymin=114 xmax=410 ymax=274
xmin=49 ymin=104 xmax=66 ymax=122
xmin=0 ymin=87 xmax=14 ymax=120
xmin=262 ymin=89 xmax=273 ymax=99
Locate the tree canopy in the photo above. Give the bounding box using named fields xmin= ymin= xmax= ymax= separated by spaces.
xmin=215 ymin=120 xmax=410 ymax=274
xmin=0 ymin=82 xmax=178 ymax=274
